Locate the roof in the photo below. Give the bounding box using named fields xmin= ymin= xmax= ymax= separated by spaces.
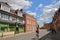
xmin=23 ymin=12 xmax=36 ymax=19
xmin=0 ymin=2 xmax=11 ymax=7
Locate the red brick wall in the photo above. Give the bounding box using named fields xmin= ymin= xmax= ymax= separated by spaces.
xmin=44 ymin=24 xmax=48 ymax=29
xmin=23 ymin=14 xmax=38 ymax=32
xmin=53 ymin=8 xmax=60 ymax=31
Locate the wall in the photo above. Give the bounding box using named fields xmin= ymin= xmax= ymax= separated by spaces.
xmin=23 ymin=14 xmax=38 ymax=32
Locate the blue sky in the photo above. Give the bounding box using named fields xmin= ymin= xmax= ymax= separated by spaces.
xmin=23 ymin=0 xmax=60 ymax=27
xmin=1 ymin=0 xmax=60 ymax=27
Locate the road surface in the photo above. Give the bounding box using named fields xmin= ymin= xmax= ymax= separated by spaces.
xmin=0 ymin=29 xmax=49 ymax=40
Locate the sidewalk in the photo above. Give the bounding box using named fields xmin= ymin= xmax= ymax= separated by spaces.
xmin=0 ymin=32 xmax=14 ymax=38
xmin=0 ymin=29 xmax=50 ymax=40
xmin=39 ymin=31 xmax=60 ymax=40
xmin=0 ymin=31 xmax=36 ymax=40
xmin=39 ymin=29 xmax=50 ymax=39
xmin=0 ymin=31 xmax=35 ymax=38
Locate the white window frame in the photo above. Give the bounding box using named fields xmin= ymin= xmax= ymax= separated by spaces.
xmin=17 ymin=12 xmax=22 ymax=17
xmin=1 ymin=3 xmax=10 ymax=12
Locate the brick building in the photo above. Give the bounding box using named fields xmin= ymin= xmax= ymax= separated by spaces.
xmin=53 ymin=8 xmax=60 ymax=31
xmin=44 ymin=23 xmax=50 ymax=29
xmin=23 ymin=13 xmax=38 ymax=32
xmin=0 ymin=2 xmax=38 ymax=33
xmin=44 ymin=22 xmax=53 ymax=29
xmin=44 ymin=8 xmax=60 ymax=31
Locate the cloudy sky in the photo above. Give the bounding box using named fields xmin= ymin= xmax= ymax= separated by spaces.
xmin=0 ymin=0 xmax=60 ymax=27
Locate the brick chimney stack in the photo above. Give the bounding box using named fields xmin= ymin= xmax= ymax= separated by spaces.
xmin=20 ymin=9 xmax=23 ymax=12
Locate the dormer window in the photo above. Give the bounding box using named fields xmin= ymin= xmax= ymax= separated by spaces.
xmin=17 ymin=12 xmax=22 ymax=17
xmin=0 ymin=2 xmax=10 ymax=12
xmin=15 ymin=9 xmax=23 ymax=17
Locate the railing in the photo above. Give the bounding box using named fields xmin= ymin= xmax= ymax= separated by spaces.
xmin=0 ymin=17 xmax=25 ymax=24
xmin=17 ymin=20 xmax=25 ymax=24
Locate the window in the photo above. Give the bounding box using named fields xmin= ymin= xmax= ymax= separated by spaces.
xmin=20 ymin=19 xmax=24 ymax=24
xmin=9 ymin=16 xmax=12 ymax=21
xmin=9 ymin=16 xmax=16 ymax=22
xmin=30 ymin=20 xmax=31 ymax=24
xmin=12 ymin=17 xmax=16 ymax=22
xmin=17 ymin=18 xmax=19 ymax=22
xmin=1 ymin=13 xmax=9 ymax=20
xmin=17 ymin=18 xmax=24 ymax=24
xmin=1 ymin=3 xmax=10 ymax=12
xmin=17 ymin=12 xmax=22 ymax=17
xmin=27 ymin=20 xmax=30 ymax=24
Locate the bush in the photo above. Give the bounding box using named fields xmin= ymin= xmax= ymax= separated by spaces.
xmin=40 ymin=27 xmax=44 ymax=29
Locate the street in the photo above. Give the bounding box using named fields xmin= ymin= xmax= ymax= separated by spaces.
xmin=0 ymin=29 xmax=49 ymax=40
xmin=0 ymin=0 xmax=60 ymax=40
xmin=39 ymin=31 xmax=60 ymax=40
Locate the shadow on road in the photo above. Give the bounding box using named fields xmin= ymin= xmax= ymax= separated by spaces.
xmin=39 ymin=31 xmax=60 ymax=40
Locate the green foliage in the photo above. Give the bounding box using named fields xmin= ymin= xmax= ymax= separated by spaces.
xmin=40 ymin=27 xmax=44 ymax=29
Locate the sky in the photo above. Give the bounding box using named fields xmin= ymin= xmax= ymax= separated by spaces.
xmin=0 ymin=0 xmax=60 ymax=27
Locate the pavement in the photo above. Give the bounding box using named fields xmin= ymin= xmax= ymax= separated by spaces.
xmin=39 ymin=31 xmax=60 ymax=40
xmin=0 ymin=29 xmax=50 ymax=40
xmin=0 ymin=32 xmax=14 ymax=37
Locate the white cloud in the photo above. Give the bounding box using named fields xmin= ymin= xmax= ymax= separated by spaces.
xmin=38 ymin=4 xmax=43 ymax=8
xmin=38 ymin=1 xmax=60 ymax=26
xmin=41 ymin=1 xmax=60 ymax=22
xmin=36 ymin=4 xmax=43 ymax=10
xmin=0 ymin=0 xmax=32 ymax=10
xmin=26 ymin=11 xmax=36 ymax=17
xmin=51 ymin=0 xmax=59 ymax=4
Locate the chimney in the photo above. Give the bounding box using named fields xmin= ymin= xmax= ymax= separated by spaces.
xmin=20 ymin=9 xmax=23 ymax=12
xmin=15 ymin=9 xmax=23 ymax=14
xmin=15 ymin=9 xmax=18 ymax=14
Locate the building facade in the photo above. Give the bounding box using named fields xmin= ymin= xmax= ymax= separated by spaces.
xmin=44 ymin=23 xmax=50 ymax=29
xmin=53 ymin=8 xmax=60 ymax=31
xmin=44 ymin=22 xmax=53 ymax=29
xmin=44 ymin=8 xmax=60 ymax=31
xmin=0 ymin=2 xmax=38 ymax=33
xmin=23 ymin=13 xmax=38 ymax=32
xmin=0 ymin=2 xmax=25 ymax=33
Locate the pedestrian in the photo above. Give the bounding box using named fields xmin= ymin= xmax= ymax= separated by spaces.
xmin=51 ymin=27 xmax=57 ymax=34
xmin=36 ymin=25 xmax=39 ymax=39
xmin=47 ymin=27 xmax=51 ymax=31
